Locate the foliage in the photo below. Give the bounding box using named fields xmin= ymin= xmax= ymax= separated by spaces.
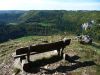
xmin=0 ymin=10 xmax=100 ymax=42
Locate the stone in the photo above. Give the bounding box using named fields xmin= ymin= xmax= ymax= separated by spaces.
xmin=78 ymin=35 xmax=92 ymax=44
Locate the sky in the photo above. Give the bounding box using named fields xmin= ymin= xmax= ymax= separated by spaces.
xmin=0 ymin=0 xmax=100 ymax=10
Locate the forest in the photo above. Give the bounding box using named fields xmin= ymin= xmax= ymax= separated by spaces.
xmin=0 ymin=10 xmax=100 ymax=42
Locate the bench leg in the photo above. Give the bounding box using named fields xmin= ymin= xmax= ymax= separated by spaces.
xmin=58 ymin=48 xmax=63 ymax=57
xmin=27 ymin=51 xmax=30 ymax=62
xmin=27 ymin=45 xmax=32 ymax=62
xmin=60 ymin=48 xmax=64 ymax=57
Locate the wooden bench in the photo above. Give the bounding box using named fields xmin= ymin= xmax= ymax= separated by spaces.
xmin=13 ymin=39 xmax=71 ymax=71
xmin=14 ymin=39 xmax=71 ymax=60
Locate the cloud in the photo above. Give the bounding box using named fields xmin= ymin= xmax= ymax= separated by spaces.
xmin=0 ymin=0 xmax=100 ymax=10
xmin=0 ymin=0 xmax=44 ymax=10
xmin=34 ymin=0 xmax=100 ymax=10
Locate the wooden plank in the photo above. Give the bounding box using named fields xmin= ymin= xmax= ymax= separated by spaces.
xmin=16 ymin=47 xmax=28 ymax=55
xmin=16 ymin=39 xmax=71 ymax=55
xmin=14 ymin=52 xmax=38 ymax=59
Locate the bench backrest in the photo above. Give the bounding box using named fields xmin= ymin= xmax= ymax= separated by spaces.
xmin=16 ymin=39 xmax=71 ymax=55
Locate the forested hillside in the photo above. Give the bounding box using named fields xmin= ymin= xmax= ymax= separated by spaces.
xmin=0 ymin=10 xmax=25 ymax=24
xmin=0 ymin=10 xmax=100 ymax=42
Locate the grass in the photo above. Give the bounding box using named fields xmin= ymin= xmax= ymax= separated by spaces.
xmin=0 ymin=34 xmax=100 ymax=75
xmin=13 ymin=68 xmax=21 ymax=75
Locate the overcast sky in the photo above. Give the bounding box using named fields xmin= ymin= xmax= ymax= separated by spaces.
xmin=0 ymin=0 xmax=100 ymax=10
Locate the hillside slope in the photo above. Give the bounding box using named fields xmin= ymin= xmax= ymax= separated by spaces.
xmin=0 ymin=35 xmax=100 ymax=75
